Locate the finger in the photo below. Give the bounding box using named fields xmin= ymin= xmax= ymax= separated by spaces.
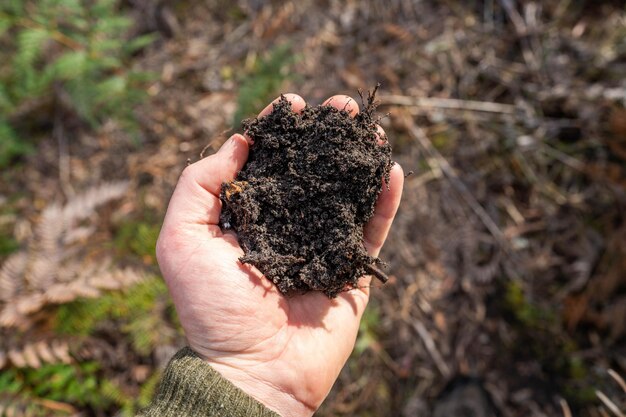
xmin=184 ymin=134 xmax=249 ymax=195
xmin=322 ymin=95 xmax=359 ymax=117
xmin=364 ymin=163 xmax=404 ymax=257
xmin=258 ymin=93 xmax=306 ymax=118
xmin=246 ymin=94 xmax=306 ymax=144
xmin=353 ymin=275 xmax=373 ymax=299
xmin=356 ymin=124 xmax=386 ymax=293
xmin=352 ymin=164 xmax=403 ymax=298
xmin=374 ymin=124 xmax=387 ymax=145
xmin=163 ymin=134 xmax=249 ymax=228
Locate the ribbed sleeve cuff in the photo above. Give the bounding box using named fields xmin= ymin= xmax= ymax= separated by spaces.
xmin=138 ymin=347 xmax=281 ymax=417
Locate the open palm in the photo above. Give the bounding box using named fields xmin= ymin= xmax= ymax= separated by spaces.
xmin=156 ymin=94 xmax=404 ymax=417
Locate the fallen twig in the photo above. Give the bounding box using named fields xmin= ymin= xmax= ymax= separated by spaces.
xmin=559 ymin=398 xmax=573 ymax=417
xmin=498 ymin=0 xmax=541 ymax=72
xmin=596 ymin=389 xmax=625 ymax=417
xmin=409 ymin=320 xmax=451 ymax=378
xmin=366 ymin=264 xmax=389 ymax=284
xmin=380 ymin=94 xmax=517 ymax=114
xmin=400 ymin=115 xmax=509 ymax=250
xmin=608 ymin=369 xmax=626 ymax=393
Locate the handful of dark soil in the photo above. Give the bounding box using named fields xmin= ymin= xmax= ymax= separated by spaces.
xmin=219 ymin=91 xmax=392 ymax=297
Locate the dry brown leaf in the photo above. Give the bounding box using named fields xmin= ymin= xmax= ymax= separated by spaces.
xmin=7 ymin=347 xmax=26 ymax=368
xmin=0 ymin=182 xmax=131 ymax=328
xmin=609 ymin=107 xmax=626 ymax=140
xmin=563 ymin=293 xmax=589 ymax=332
xmin=34 ymin=340 xmax=56 ymax=364
xmin=382 ymin=23 xmax=413 ymax=42
xmin=0 ymin=253 xmax=27 ymax=302
xmin=15 ymin=294 xmax=45 ymax=315
xmin=51 ymin=339 xmax=72 ymax=364
xmin=340 ymin=65 xmax=366 ymax=91
xmin=21 ymin=343 xmax=41 ymax=368
xmin=0 ymin=304 xmax=22 ymax=327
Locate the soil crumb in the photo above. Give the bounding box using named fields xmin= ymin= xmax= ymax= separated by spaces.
xmin=219 ymin=89 xmax=392 ymax=297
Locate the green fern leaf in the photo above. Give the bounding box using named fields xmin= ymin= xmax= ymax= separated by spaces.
xmin=0 ymin=15 xmax=12 ymax=37
xmin=0 ymin=0 xmax=156 ymax=170
xmin=51 ymin=51 xmax=87 ymax=80
xmin=94 ymin=16 xmax=132 ymax=35
xmin=15 ymin=28 xmax=48 ymax=66
xmin=92 ymin=38 xmax=124 ymax=53
xmin=95 ymin=75 xmax=127 ymax=102
xmin=91 ymin=0 xmax=118 ymax=16
xmin=97 ymin=56 xmax=123 ymax=70
xmin=0 ymin=120 xmax=32 ymax=168
xmin=0 ymin=0 xmax=24 ymax=14
xmin=66 ymin=77 xmax=97 ymax=125
xmin=56 ymin=0 xmax=83 ymax=11
xmin=0 ymin=83 xmax=13 ymax=112
xmin=138 ymin=371 xmax=161 ymax=408
xmin=234 ymin=43 xmax=296 ymax=127
xmin=123 ymin=33 xmax=157 ymax=54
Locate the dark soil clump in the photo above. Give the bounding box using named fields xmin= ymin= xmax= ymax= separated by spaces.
xmin=219 ymin=90 xmax=392 ymax=297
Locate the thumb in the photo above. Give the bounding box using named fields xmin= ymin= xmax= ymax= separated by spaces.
xmin=162 ymin=134 xmax=249 ymax=229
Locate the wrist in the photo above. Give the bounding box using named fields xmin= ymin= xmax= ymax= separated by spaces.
xmin=205 ymin=359 xmax=316 ymax=417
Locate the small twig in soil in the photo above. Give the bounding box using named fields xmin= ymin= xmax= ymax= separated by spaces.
xmin=365 ymin=264 xmax=389 ymax=284
xmin=358 ymin=83 xmax=382 ymax=111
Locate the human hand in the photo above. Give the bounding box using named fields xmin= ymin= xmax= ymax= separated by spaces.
xmin=156 ymin=94 xmax=404 ymax=417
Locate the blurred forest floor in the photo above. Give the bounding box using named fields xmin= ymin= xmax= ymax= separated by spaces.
xmin=1 ymin=0 xmax=625 ymax=416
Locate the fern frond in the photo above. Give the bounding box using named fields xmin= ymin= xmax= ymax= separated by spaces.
xmin=0 ymin=360 xmax=108 ymax=413
xmin=0 ymin=394 xmax=32 ymax=417
xmin=1 ymin=0 xmax=156 ymax=166
xmin=0 ymin=334 xmax=73 ymax=369
xmin=0 ymin=84 xmax=12 ymax=111
xmin=50 ymin=51 xmax=88 ymax=80
xmin=61 ymin=181 xmax=128 ymax=222
xmin=0 ymin=16 xmax=11 ymax=38
xmin=0 ymin=182 xmax=134 ymax=327
xmin=88 ymin=265 xmax=145 ymax=291
xmin=0 ymin=394 xmax=78 ymax=416
xmin=0 ymin=0 xmax=24 ymax=15
xmin=0 ymin=302 xmax=29 ymax=328
xmin=0 ymin=330 xmax=143 ymax=371
xmin=14 ymin=28 xmax=48 ymax=67
xmin=1 ymin=261 xmax=145 ymax=327
xmin=26 ymin=181 xmax=129 ymax=281
xmin=0 ymin=119 xmax=32 ymax=168
xmin=0 ymin=252 xmax=27 ymax=302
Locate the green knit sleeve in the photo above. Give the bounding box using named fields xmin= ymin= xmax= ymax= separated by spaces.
xmin=137 ymin=347 xmax=281 ymax=417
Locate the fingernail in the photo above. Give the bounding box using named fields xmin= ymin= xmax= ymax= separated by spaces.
xmin=218 ymin=135 xmax=236 ymax=153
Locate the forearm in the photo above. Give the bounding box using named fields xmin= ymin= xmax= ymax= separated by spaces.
xmin=138 ymin=347 xmax=281 ymax=417
xmin=207 ymin=359 xmax=317 ymax=417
